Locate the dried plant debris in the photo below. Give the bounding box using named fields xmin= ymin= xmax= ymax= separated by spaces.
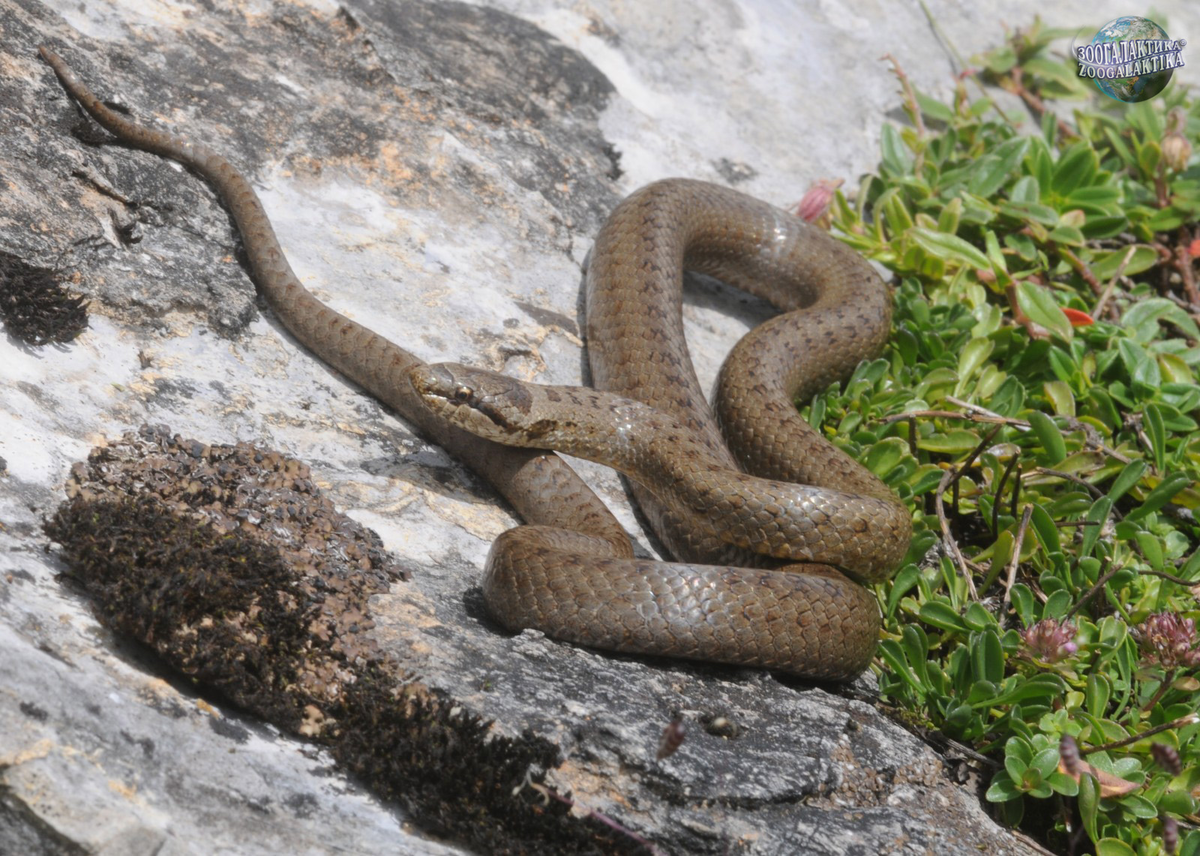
xmin=44 ymin=425 xmax=651 ymax=855
xmin=0 ymin=252 xmax=87 ymax=346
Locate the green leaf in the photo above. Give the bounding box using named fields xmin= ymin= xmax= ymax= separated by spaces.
xmin=1085 ymin=673 xmax=1111 ymax=715
xmin=881 ymin=124 xmax=913 ymax=175
xmin=1027 ymin=411 xmax=1067 ymax=464
xmin=885 ymin=564 xmax=920 ymax=616
xmin=917 ymin=430 xmax=984 ymax=454
xmin=984 ymin=45 xmax=1017 ymax=74
xmin=881 ymin=188 xmax=915 ymax=236
xmin=1119 ymin=339 xmax=1161 ymax=391
xmin=1086 ymin=387 xmax=1120 ymax=429
xmin=1095 ymin=840 xmax=1136 ymax=856
xmin=1127 ymin=472 xmax=1192 ymax=521
xmin=1043 ymin=589 xmax=1072 ymax=620
xmin=956 ymin=337 xmax=995 ymax=390
xmin=1047 ymin=345 xmax=1078 ymax=384
xmin=1179 ymin=549 xmax=1200 ymax=583
xmin=1081 ymin=496 xmax=1112 ymax=558
xmin=1016 ymin=281 xmax=1073 ymax=341
xmin=1065 ymin=185 xmax=1122 ymax=210
xmin=1010 ymin=584 xmax=1036 ymax=626
xmin=963 ymin=601 xmax=997 ymax=632
xmin=864 ymin=437 xmax=910 ymax=481
xmin=1090 ymin=246 xmax=1158 ymax=280
xmin=1031 ymin=745 xmax=1060 ymax=779
xmin=985 ymin=771 xmax=1022 ymax=802
xmin=1135 ymin=531 xmax=1164 ymax=570
xmin=984 ymin=229 xmax=1007 ymax=275
xmin=1079 ymin=773 xmax=1100 ymax=841
xmin=1051 ymin=143 xmax=1099 ymax=196
xmin=1108 ymin=461 xmax=1146 ymax=502
xmin=919 ymin=600 xmax=968 ymax=633
xmin=976 ymin=674 xmax=1065 ymax=709
xmin=1029 ymin=504 xmax=1061 ymax=555
xmin=1005 ymin=734 xmax=1033 ymax=766
xmin=1147 ymin=206 xmax=1187 ymax=231
xmin=1047 ymin=770 xmax=1079 ymax=796
xmin=915 ymin=90 xmax=955 ymax=123
xmin=910 ymin=228 xmax=992 ymax=270
xmin=999 ymin=200 xmax=1060 ymax=226
xmin=1104 ymin=126 xmax=1136 ymax=167
xmin=937 ymin=196 xmax=963 ymax=236
xmin=1026 ymin=137 xmax=1053 ymax=192
xmin=1144 ymin=403 xmax=1167 ymax=472
xmin=1047 ymin=223 xmax=1084 ymax=246
xmin=900 ymin=624 xmax=931 ymax=685
xmin=1117 ymin=794 xmax=1158 ymax=819
xmin=1159 ymin=789 xmax=1198 ymax=816
xmin=1080 ymin=214 xmax=1128 ymax=240
xmin=968 ymin=138 xmax=1029 ymax=197
xmin=877 ymin=640 xmax=925 ymax=695
xmin=1124 ymin=297 xmax=1200 ymax=343
xmin=1010 ymin=175 xmax=1039 ymax=203
xmin=1043 ymin=380 xmax=1074 ymax=416
xmin=972 ymin=628 xmax=1005 ymax=684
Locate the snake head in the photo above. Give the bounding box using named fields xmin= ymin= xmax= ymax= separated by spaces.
xmin=410 ymin=363 xmax=535 ymax=442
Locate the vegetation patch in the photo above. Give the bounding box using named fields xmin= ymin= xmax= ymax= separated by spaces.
xmin=810 ymin=18 xmax=1200 ymax=856
xmin=0 ymin=252 xmax=87 ymax=347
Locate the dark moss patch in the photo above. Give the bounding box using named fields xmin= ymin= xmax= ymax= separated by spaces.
xmin=44 ymin=426 xmax=653 ymax=855
xmin=0 ymin=252 xmax=87 ymax=346
xmin=18 ymin=702 xmax=49 ymax=722
xmin=45 ymin=493 xmax=316 ymax=729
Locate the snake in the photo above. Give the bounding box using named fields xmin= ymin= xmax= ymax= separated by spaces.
xmin=41 ymin=45 xmax=910 ymax=681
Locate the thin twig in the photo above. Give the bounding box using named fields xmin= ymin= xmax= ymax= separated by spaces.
xmin=879 ymin=408 xmax=1018 ymax=427
xmin=1059 ymin=246 xmax=1103 ymax=296
xmin=1142 ymin=669 xmax=1178 ymax=713
xmin=959 ymin=424 xmax=1004 ymax=475
xmin=1010 ymin=461 xmax=1021 ymax=521
xmin=1000 ymin=64 xmax=1078 ymax=143
xmin=944 ymin=397 xmax=1011 ymax=421
xmin=1175 ymin=228 xmax=1200 ymax=307
xmin=881 ymin=53 xmax=926 ymax=138
xmin=1084 ymin=714 xmax=1200 ymax=755
xmin=1142 ymin=568 xmax=1200 ymax=587
xmin=1092 ymin=244 xmax=1138 ymax=320
xmin=935 ymin=466 xmax=978 ymax=600
xmin=931 ymin=425 xmax=1003 ymax=601
xmin=992 ymin=454 xmax=1020 ymax=536
xmin=1065 ymin=555 xmax=1120 ymax=620
xmin=1033 ymin=467 xmax=1105 ymax=500
xmin=1001 ymin=505 xmax=1034 ymax=618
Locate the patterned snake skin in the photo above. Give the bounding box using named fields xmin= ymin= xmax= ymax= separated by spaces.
xmin=41 ymin=46 xmax=909 ymax=680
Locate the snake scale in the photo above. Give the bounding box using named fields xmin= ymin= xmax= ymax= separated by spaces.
xmin=41 ymin=46 xmax=910 ymax=681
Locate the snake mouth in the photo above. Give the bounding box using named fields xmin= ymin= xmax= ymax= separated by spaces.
xmin=410 ymin=363 xmax=532 ymax=435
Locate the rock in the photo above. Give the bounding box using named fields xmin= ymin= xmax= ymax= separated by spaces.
xmin=3 ymin=0 xmax=1197 ymax=853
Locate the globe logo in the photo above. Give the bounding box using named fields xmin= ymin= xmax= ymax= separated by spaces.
xmin=1075 ymin=16 xmax=1186 ymax=103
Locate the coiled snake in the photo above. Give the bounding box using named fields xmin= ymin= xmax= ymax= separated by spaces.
xmin=41 ymin=46 xmax=910 ymax=681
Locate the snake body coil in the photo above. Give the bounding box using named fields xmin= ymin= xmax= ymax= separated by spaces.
xmin=42 ymin=47 xmax=909 ymax=680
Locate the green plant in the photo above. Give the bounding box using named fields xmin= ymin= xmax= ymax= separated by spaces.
xmin=814 ymin=17 xmax=1200 ymax=855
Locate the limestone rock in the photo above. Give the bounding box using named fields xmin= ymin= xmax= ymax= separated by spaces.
xmin=4 ymin=0 xmax=1196 ymax=853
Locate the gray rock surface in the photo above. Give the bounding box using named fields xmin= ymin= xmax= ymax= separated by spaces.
xmin=3 ymin=0 xmax=1198 ymax=853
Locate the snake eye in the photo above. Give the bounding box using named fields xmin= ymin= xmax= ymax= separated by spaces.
xmin=452 ymin=384 xmax=473 ymax=403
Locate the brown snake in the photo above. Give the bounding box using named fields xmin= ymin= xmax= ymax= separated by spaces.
xmin=41 ymin=46 xmax=910 ymax=681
